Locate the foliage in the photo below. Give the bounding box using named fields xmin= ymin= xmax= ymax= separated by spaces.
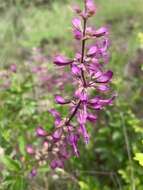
xmin=0 ymin=0 xmax=143 ymax=190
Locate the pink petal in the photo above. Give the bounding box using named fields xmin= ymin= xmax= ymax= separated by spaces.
xmin=55 ymin=95 xmax=69 ymax=104
xmin=96 ymin=71 xmax=113 ymax=83
xmin=86 ymin=0 xmax=96 ymax=16
xmin=54 ymin=55 xmax=73 ymax=66
xmin=72 ymin=18 xmax=82 ymax=30
xmin=97 ymin=84 xmax=109 ymax=92
xmin=36 ymin=127 xmax=47 ymax=137
xmin=73 ymin=29 xmax=82 ymax=40
xmin=49 ymin=109 xmax=60 ymax=118
xmin=71 ymin=64 xmax=81 ymax=75
xmin=87 ymin=46 xmax=98 ymax=56
xmin=53 ymin=128 xmax=63 ymax=140
xmin=87 ymin=113 xmax=97 ymax=122
xmin=80 ymin=124 xmax=89 ymax=144
xmin=94 ymin=27 xmax=108 ymax=37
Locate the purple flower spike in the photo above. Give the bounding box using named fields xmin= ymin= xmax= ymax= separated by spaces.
xmin=36 ymin=127 xmax=47 ymax=137
xmin=94 ymin=27 xmax=108 ymax=37
xmin=27 ymin=0 xmax=115 ymax=170
xmin=54 ymin=55 xmax=73 ymax=66
xmin=96 ymin=70 xmax=113 ymax=83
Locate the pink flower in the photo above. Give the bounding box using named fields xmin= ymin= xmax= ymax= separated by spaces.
xmin=55 ymin=95 xmax=70 ymax=104
xmin=86 ymin=0 xmax=96 ymax=16
xmin=54 ymin=55 xmax=73 ymax=66
xmin=72 ymin=18 xmax=82 ymax=31
xmin=87 ymin=45 xmax=98 ymax=56
xmin=71 ymin=64 xmax=81 ymax=75
xmin=26 ymin=145 xmax=35 ymax=155
xmin=36 ymin=127 xmax=47 ymax=137
xmin=27 ymin=0 xmax=115 ymax=171
xmin=73 ymin=29 xmax=82 ymax=40
xmin=96 ymin=70 xmax=113 ymax=83
xmin=93 ymin=27 xmax=108 ymax=37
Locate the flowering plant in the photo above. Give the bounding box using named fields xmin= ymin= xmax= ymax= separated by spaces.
xmin=27 ymin=0 xmax=115 ymax=175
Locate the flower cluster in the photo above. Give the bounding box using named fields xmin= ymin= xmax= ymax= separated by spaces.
xmin=27 ymin=0 xmax=115 ymax=174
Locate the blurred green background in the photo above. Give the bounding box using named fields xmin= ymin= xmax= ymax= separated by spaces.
xmin=0 ymin=0 xmax=143 ymax=190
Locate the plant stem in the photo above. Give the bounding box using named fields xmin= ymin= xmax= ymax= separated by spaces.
xmin=120 ymin=112 xmax=136 ymax=190
xmin=81 ymin=18 xmax=87 ymax=87
xmin=65 ymin=101 xmax=81 ymax=125
xmin=65 ymin=2 xmax=87 ymax=125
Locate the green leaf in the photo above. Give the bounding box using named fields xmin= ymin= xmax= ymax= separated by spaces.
xmin=78 ymin=181 xmax=89 ymax=190
xmin=134 ymin=153 xmax=143 ymax=166
xmin=10 ymin=177 xmax=27 ymax=190
xmin=0 ymin=156 xmax=21 ymax=172
xmin=18 ymin=136 xmax=26 ymax=156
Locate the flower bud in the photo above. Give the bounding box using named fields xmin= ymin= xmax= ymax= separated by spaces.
xmin=86 ymin=0 xmax=96 ymax=17
xmin=36 ymin=127 xmax=47 ymax=137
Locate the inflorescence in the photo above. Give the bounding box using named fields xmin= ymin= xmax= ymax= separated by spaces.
xmin=27 ymin=0 xmax=115 ymax=176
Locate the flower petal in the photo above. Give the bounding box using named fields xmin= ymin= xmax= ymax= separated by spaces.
xmin=73 ymin=29 xmax=82 ymax=40
xmin=86 ymin=0 xmax=96 ymax=16
xmin=36 ymin=127 xmax=47 ymax=137
xmin=72 ymin=18 xmax=82 ymax=31
xmin=75 ymin=88 xmax=88 ymax=102
xmin=87 ymin=46 xmax=98 ymax=56
xmin=79 ymin=124 xmax=89 ymax=144
xmin=49 ymin=109 xmax=62 ymax=127
xmin=71 ymin=64 xmax=81 ymax=75
xmin=94 ymin=27 xmax=108 ymax=37
xmin=97 ymin=84 xmax=109 ymax=92
xmin=77 ymin=108 xmax=87 ymax=125
xmin=87 ymin=113 xmax=97 ymax=122
xmin=49 ymin=109 xmax=60 ymax=118
xmin=55 ymin=95 xmax=70 ymax=104
xmin=53 ymin=128 xmax=63 ymax=140
xmin=54 ymin=55 xmax=73 ymax=66
xmin=96 ymin=71 xmax=113 ymax=83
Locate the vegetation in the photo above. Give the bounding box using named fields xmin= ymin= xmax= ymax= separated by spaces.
xmin=0 ymin=0 xmax=143 ymax=189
